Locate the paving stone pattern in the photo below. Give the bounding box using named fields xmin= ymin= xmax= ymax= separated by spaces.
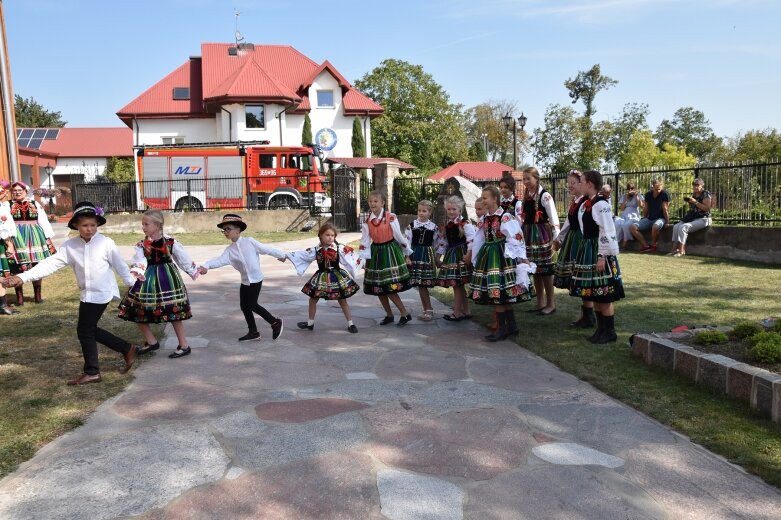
xmin=0 ymin=234 xmax=779 ymax=519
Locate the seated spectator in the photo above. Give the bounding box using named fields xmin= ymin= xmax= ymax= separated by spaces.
xmin=614 ymin=182 xmax=644 ymax=249
xmin=669 ymin=178 xmax=712 ymax=257
xmin=630 ymin=178 xmax=669 ymax=253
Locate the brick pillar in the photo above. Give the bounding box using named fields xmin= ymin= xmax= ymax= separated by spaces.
xmin=372 ymin=162 xmax=400 ymax=212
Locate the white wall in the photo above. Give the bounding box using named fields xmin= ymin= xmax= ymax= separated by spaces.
xmin=50 ymin=158 xmax=108 ymax=183
xmin=134 ymin=118 xmax=217 ymax=146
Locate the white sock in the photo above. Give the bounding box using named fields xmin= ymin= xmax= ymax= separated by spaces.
xmin=308 ymin=319 xmax=315 ymax=326
xmin=347 ymin=320 xmax=354 ymax=327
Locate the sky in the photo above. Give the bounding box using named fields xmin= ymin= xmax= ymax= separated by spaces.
xmin=5 ymin=0 xmax=781 ymax=139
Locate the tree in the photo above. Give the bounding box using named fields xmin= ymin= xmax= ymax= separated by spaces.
xmin=618 ymin=130 xmax=696 ymax=171
xmin=564 ymin=64 xmax=617 ymax=168
xmin=654 ymin=107 xmax=721 ymax=160
xmin=354 ymin=59 xmax=468 ymax=173
xmin=468 ymin=140 xmax=487 ymax=162
xmin=351 ymin=117 xmax=366 ymax=158
xmin=103 ymin=157 xmax=135 ymax=183
xmin=465 ymin=100 xmax=518 ymax=163
xmin=605 ymin=103 xmax=650 ymax=166
xmin=712 ymin=128 xmax=781 ymax=163
xmin=14 ymin=95 xmax=66 ymax=127
xmin=531 ymin=104 xmax=581 ymax=176
xmin=302 ymin=113 xmax=312 ymax=146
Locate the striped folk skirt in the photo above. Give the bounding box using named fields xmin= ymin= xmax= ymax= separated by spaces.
xmin=468 ymin=240 xmax=533 ymax=305
xmin=302 ymin=268 xmax=360 ymax=300
xmin=118 ymin=262 xmax=192 ymax=323
xmin=436 ymin=242 xmax=471 ymax=288
xmin=363 ymin=241 xmax=412 ymax=296
xmin=569 ymin=238 xmax=625 ymax=303
xmin=553 ymin=229 xmax=583 ymax=289
xmin=0 ymin=239 xmax=12 ymax=278
xmin=11 ymin=221 xmax=56 ymax=273
xmin=408 ymin=244 xmax=438 ymax=287
xmin=523 ymin=222 xmax=555 ymax=276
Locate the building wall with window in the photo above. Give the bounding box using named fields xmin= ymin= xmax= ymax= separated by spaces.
xmin=133 ymin=118 xmax=220 ymax=146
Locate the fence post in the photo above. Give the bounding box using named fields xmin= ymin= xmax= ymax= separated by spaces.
xmin=186 ymin=179 xmax=192 ymax=211
xmin=613 ymin=172 xmax=620 ymax=215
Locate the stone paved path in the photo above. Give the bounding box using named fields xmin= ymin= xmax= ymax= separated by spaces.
xmin=1 ymin=233 xmax=779 ymax=519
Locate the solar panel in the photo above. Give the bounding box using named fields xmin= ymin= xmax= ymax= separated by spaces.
xmin=33 ymin=129 xmax=47 ymax=138
xmin=16 ymin=129 xmax=22 ymax=137
xmin=44 ymin=129 xmax=60 ymax=139
xmin=17 ymin=138 xmax=31 ymax=148
xmin=20 ymin=129 xmax=33 ymax=139
xmin=28 ymin=138 xmax=43 ymax=149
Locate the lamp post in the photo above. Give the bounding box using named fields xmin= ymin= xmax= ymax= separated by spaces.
xmin=502 ymin=112 xmax=528 ymax=171
xmin=44 ymin=165 xmax=54 ymax=215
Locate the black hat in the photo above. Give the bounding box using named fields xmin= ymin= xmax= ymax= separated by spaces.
xmin=68 ymin=201 xmax=107 ymax=230
xmin=216 ymin=213 xmax=247 ymax=232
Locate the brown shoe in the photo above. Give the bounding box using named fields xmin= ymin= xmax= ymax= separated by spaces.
xmin=67 ymin=373 xmax=102 ymax=385
xmin=120 ymin=345 xmax=139 ymax=374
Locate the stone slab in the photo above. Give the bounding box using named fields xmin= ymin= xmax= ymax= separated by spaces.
xmin=631 ymin=334 xmax=651 ymax=362
xmin=374 ymin=349 xmax=468 ymax=382
xmin=648 ymin=339 xmax=676 ymax=370
xmin=254 ymin=397 xmax=370 ymax=423
xmin=727 ymin=363 xmax=758 ymax=402
xmin=674 ymin=346 xmax=701 ymax=380
xmin=531 ymin=442 xmax=625 ymax=468
xmin=377 ymin=468 xmax=464 ymax=520
xmin=697 ymin=354 xmax=737 ymax=392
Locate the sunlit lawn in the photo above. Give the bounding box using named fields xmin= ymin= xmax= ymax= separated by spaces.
xmin=435 ymin=251 xmax=781 ymax=487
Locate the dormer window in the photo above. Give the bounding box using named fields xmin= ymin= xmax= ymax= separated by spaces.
xmin=172 ymin=87 xmax=190 ymax=100
xmin=316 ymin=90 xmax=334 ymax=108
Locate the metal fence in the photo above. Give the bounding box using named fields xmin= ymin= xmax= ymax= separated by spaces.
xmin=392 ymin=176 xmax=444 ymax=214
xmin=546 ymin=161 xmax=781 ymax=226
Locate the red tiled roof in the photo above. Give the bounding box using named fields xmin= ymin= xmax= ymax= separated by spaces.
xmin=428 ymin=162 xmax=514 ymax=181
xmin=39 ymin=128 xmax=133 ymax=158
xmin=118 ymin=43 xmax=383 ymax=124
xmin=326 ymin=157 xmax=416 ymax=170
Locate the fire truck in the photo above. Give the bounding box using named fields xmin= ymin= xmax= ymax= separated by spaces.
xmin=133 ymin=141 xmax=330 ymax=211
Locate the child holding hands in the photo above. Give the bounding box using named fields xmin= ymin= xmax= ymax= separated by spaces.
xmin=405 ymin=200 xmax=441 ymax=321
xmin=435 ymin=195 xmax=474 ymax=321
xmin=117 ymin=209 xmax=198 ymax=358
xmin=287 ymin=222 xmax=360 ymax=332
xmin=197 ymin=214 xmax=286 ymax=342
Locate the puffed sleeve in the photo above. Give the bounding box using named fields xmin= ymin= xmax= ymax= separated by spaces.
xmin=287 ymin=246 xmax=318 ymax=276
xmin=339 ymin=244 xmax=360 ymax=280
xmin=404 ymin=222 xmax=413 ymax=253
xmin=514 ymin=200 xmax=524 ymax=225
xmin=541 ymin=191 xmax=559 ymax=239
xmin=389 ymin=213 xmax=413 ymax=255
xmin=435 ymin=225 xmax=447 ymax=255
xmin=557 ymin=213 xmax=570 ymax=245
xmin=470 ymin=219 xmax=486 ymax=264
xmin=463 ymin=221 xmax=476 ymax=253
xmin=129 ymin=241 xmax=147 ymax=276
xmin=594 ymin=200 xmax=620 ymax=256
xmin=515 ymin=261 xmax=535 ymax=289
xmin=34 ymin=201 xmax=55 ymax=239
xmin=0 ymin=204 xmax=16 ymax=240
xmin=171 ymin=239 xmax=198 ymax=278
xmin=501 ymin=213 xmax=527 ymax=260
xmin=359 ymin=221 xmax=371 ymax=260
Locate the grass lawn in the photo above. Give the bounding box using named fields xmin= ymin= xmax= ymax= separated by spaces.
xmin=435 ymin=252 xmax=781 ymax=488
xmin=96 ymin=230 xmax=313 ymax=246
xmin=0 ymin=271 xmax=162 ymax=478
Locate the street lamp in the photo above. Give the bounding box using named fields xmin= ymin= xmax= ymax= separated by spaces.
xmin=502 ymin=112 xmax=528 ymax=171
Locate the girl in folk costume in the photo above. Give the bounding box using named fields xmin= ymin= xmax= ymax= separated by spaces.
xmin=435 ymin=195 xmax=475 ymax=321
xmin=405 ymin=200 xmax=441 ymax=322
xmin=569 ymin=170 xmax=625 ymax=344
xmin=499 ymin=175 xmax=523 ymax=224
xmin=521 ymin=167 xmax=560 ymax=316
xmin=118 ymin=210 xmax=198 ymax=359
xmin=288 ymin=222 xmax=361 ymax=333
xmin=359 ymin=190 xmax=414 ymax=326
xmin=469 ymin=186 xmax=535 ymax=342
xmin=0 ymin=182 xmax=19 ymax=314
xmin=8 ymin=181 xmax=57 ymax=305
xmin=552 ymin=170 xmax=596 ymax=329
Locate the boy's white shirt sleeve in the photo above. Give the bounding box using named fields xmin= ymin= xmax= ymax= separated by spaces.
xmin=171 ymin=239 xmax=197 ymax=277
xmin=594 ymin=200 xmax=620 ymax=256
xmin=390 ymin=214 xmax=413 ymax=255
xmin=541 ymin=191 xmax=560 ymax=239
xmin=201 ymin=245 xmax=232 ymax=270
xmin=359 ymin=221 xmax=372 ymax=260
xmin=18 ymin=247 xmax=68 ymax=283
xmin=108 ymin=239 xmax=135 ymax=287
xmin=34 ymin=201 xmax=55 ymax=239
xmin=287 ymin=247 xmax=317 ymax=276
xmin=250 ymin=238 xmax=287 ymax=260
xmin=339 ymin=244 xmax=360 ymax=280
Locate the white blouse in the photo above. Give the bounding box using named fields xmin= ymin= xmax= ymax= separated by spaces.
xmin=578 ymin=199 xmax=620 ymax=256
xmin=130 ymin=235 xmax=199 ymax=279
xmin=287 ymin=243 xmax=361 ymax=281
xmin=435 ymin=218 xmax=475 ymax=255
xmin=358 ymin=209 xmax=413 ymax=259
xmin=0 ymin=201 xmax=17 ymax=240
xmin=404 ymin=219 xmax=441 ymax=251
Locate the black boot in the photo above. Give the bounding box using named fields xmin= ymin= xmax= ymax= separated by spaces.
xmin=0 ymin=295 xmax=18 ymax=315
xmin=504 ymin=310 xmax=519 ymax=337
xmin=593 ymin=314 xmax=618 ymax=344
xmin=570 ymin=305 xmax=596 ymax=328
xmin=587 ymin=312 xmax=604 ymax=343
xmin=485 ymin=311 xmax=507 ymax=342
xmin=14 ymin=287 xmax=23 ymax=306
xmin=33 ymin=281 xmax=43 ymax=304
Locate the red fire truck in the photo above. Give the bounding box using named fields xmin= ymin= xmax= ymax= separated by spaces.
xmin=134 ymin=141 xmax=330 ymax=211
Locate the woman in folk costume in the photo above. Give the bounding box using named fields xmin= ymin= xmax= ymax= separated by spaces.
xmin=8 ymin=181 xmax=57 ymax=304
xmin=359 ymin=190 xmax=413 ymax=326
xmin=288 ymin=222 xmax=361 ymax=333
xmin=569 ymin=170 xmax=625 ymax=344
xmin=469 ymin=186 xmax=535 ymax=342
xmin=520 ymin=167 xmax=560 ymax=316
xmin=552 ymin=170 xmax=595 ymax=329
xmin=0 ymin=182 xmax=19 ymax=314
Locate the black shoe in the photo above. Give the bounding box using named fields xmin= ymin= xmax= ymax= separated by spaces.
xmin=570 ymin=317 xmax=596 ymax=328
xmin=168 ymin=346 xmax=191 ymax=358
xmin=137 ymin=341 xmax=160 ymax=354
xmin=397 ymin=314 xmax=412 ymax=326
xmin=347 ymin=324 xmax=358 ymax=333
xmin=271 ymin=319 xmax=283 ymax=340
xmin=379 ymin=316 xmax=394 ymax=325
xmin=592 ymin=330 xmax=618 ymax=344
xmin=297 ymin=322 xmax=314 ymax=330
xmin=0 ymin=306 xmax=19 ymax=315
xmin=485 ymin=329 xmax=508 ymax=342
xmin=239 ymin=331 xmax=261 ymax=341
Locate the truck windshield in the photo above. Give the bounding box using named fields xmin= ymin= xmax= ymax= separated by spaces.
xmin=296 ymin=154 xmax=313 ymax=172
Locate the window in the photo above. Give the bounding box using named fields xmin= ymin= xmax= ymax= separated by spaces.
xmin=172 ymin=87 xmax=190 ymax=100
xmin=246 ymin=105 xmax=265 ymax=129
xmin=316 ymin=90 xmax=334 ymax=108
xmin=260 ymin=154 xmax=276 ymax=168
xmin=161 ymin=136 xmax=185 ymax=145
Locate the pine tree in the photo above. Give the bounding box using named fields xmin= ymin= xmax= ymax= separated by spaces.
xmin=302 ymin=113 xmax=313 ymax=145
xmin=352 ymin=117 xmax=366 ymax=157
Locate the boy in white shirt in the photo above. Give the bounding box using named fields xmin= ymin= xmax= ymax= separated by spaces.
xmin=197 ymin=214 xmax=287 ymax=342
xmin=3 ymin=202 xmax=140 ymax=385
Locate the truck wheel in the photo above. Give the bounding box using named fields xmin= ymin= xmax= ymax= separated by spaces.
xmin=175 ymin=197 xmax=204 ymax=212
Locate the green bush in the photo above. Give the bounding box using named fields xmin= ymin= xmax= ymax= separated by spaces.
xmin=694 ymin=330 xmax=728 ymax=345
xmin=772 ymin=320 xmax=781 ymax=333
xmin=731 ymin=321 xmax=763 ymax=340
xmin=747 ymin=332 xmax=781 ymax=364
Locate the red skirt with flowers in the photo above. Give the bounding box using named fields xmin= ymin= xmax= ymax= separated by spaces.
xmin=118 ymin=261 xmax=192 ymax=323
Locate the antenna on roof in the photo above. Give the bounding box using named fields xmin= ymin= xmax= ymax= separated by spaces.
xmin=234 ymin=9 xmax=244 ymax=46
